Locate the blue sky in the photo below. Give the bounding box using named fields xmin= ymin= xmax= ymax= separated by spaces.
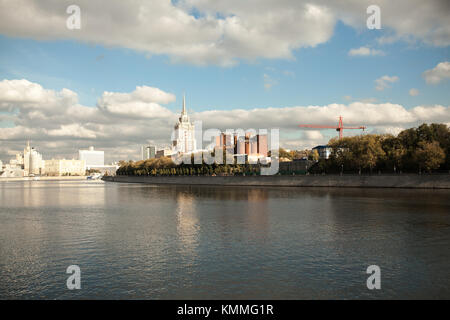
xmin=1 ymin=22 xmax=448 ymax=113
xmin=0 ymin=0 xmax=449 ymax=161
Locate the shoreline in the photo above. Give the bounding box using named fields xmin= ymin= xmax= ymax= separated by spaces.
xmin=0 ymin=176 xmax=88 ymax=182
xmin=103 ymin=174 xmax=450 ymax=189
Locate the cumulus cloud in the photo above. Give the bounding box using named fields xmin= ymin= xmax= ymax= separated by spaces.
xmin=303 ymin=130 xmax=324 ymax=140
xmin=348 ymin=46 xmax=384 ymax=56
xmin=0 ymin=0 xmax=449 ymax=66
xmin=328 ymin=0 xmax=450 ymax=47
xmin=97 ymin=86 xmax=176 ymax=119
xmin=0 ymin=79 xmax=178 ymax=162
xmin=375 ymin=75 xmax=399 ymax=91
xmin=409 ymin=88 xmax=420 ymax=96
xmin=422 ymin=61 xmax=450 ymax=84
xmin=0 ymin=79 xmax=78 ymax=112
xmin=47 ymin=124 xmax=98 ymax=139
xmin=1 ymin=79 xmax=449 ymax=162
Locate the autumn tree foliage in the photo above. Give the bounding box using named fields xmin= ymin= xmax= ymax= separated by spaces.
xmin=309 ymin=123 xmax=449 ymax=174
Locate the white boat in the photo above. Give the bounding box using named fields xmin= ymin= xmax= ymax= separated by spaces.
xmin=87 ymin=173 xmax=103 ymax=180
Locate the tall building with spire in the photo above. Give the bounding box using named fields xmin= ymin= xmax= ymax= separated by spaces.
xmin=22 ymin=141 xmax=44 ymax=176
xmin=172 ymin=94 xmax=196 ymax=154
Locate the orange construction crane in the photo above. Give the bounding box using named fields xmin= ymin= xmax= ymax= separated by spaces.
xmin=299 ymin=116 xmax=366 ymax=139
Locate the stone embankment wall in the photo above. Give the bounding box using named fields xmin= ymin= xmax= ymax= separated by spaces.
xmin=103 ymin=174 xmax=450 ymax=189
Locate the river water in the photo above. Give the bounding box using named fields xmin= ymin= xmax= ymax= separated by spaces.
xmin=1 ymin=180 xmax=450 ymax=299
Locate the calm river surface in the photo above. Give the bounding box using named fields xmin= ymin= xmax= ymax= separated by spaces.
xmin=1 ymin=180 xmax=450 ymax=299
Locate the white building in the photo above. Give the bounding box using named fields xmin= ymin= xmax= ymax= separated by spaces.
xmin=147 ymin=146 xmax=156 ymax=159
xmin=156 ymin=148 xmax=173 ymax=158
xmin=141 ymin=145 xmax=156 ymax=160
xmin=25 ymin=143 xmax=44 ymax=175
xmin=172 ymin=95 xmax=196 ymax=154
xmin=15 ymin=141 xmax=45 ymax=176
xmin=79 ymin=146 xmax=104 ymax=169
xmin=44 ymin=159 xmax=86 ymax=176
xmin=0 ymin=164 xmax=23 ymax=177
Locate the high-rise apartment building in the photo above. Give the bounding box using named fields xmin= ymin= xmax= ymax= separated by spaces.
xmin=141 ymin=145 xmax=156 ymax=160
xmin=215 ymin=132 xmax=268 ymax=157
xmin=21 ymin=141 xmax=44 ymax=176
xmin=172 ymin=95 xmax=196 ymax=154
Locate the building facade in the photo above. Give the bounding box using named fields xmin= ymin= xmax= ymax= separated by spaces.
xmin=156 ymin=148 xmax=173 ymax=158
xmin=141 ymin=145 xmax=156 ymax=160
xmin=215 ymin=132 xmax=269 ymax=157
xmin=147 ymin=146 xmax=156 ymax=159
xmin=172 ymin=95 xmax=196 ymax=154
xmin=13 ymin=142 xmax=45 ymax=176
xmin=44 ymin=159 xmax=86 ymax=176
xmin=312 ymin=145 xmax=332 ymax=159
xmin=79 ymin=146 xmax=104 ymax=169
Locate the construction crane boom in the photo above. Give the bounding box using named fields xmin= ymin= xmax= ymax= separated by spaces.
xmin=299 ymin=116 xmax=366 ymax=139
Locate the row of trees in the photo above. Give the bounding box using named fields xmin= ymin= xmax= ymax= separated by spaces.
xmin=310 ymin=123 xmax=449 ymax=174
xmin=116 ymin=123 xmax=449 ymax=176
xmin=277 ymin=148 xmax=320 ymax=161
xmin=116 ymin=157 xmax=264 ymax=176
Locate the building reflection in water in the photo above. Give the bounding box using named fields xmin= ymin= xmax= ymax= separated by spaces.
xmin=244 ymin=188 xmax=270 ymax=235
xmin=175 ymin=191 xmax=200 ymax=260
xmin=14 ymin=181 xmax=107 ymax=208
xmin=171 ymin=186 xmax=271 ymax=256
xmin=195 ymin=186 xmax=270 ymax=242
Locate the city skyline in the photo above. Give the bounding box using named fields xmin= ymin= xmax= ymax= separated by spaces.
xmin=0 ymin=141 xmax=115 ymax=177
xmin=0 ymin=0 xmax=449 ymax=163
xmin=1 ymin=0 xmax=450 ymax=304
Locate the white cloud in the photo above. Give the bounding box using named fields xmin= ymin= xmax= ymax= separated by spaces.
xmin=97 ymin=86 xmax=175 ymax=119
xmin=0 ymin=79 xmax=78 ymax=112
xmin=422 ymin=61 xmax=450 ymax=84
xmin=1 ymin=79 xmax=449 ymax=162
xmin=47 ymin=124 xmax=98 ymax=139
xmin=348 ymin=46 xmax=384 ymax=56
xmin=410 ymin=104 xmax=450 ymax=121
xmin=0 ymin=1 xmax=448 ymax=66
xmin=304 ymin=130 xmax=324 ymax=140
xmin=329 ymin=0 xmax=450 ymax=47
xmin=102 ymin=86 xmax=175 ymax=105
xmin=375 ymin=75 xmax=399 ymax=91
xmin=409 ymin=88 xmax=419 ymax=96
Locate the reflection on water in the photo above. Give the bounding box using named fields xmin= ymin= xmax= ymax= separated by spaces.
xmin=176 ymin=192 xmax=199 ymax=261
xmin=1 ymin=180 xmax=450 ymax=299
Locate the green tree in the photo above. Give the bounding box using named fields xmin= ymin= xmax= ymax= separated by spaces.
xmin=414 ymin=141 xmax=445 ymax=172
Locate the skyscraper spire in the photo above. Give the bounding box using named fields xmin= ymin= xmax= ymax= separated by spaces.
xmin=173 ymin=93 xmax=196 ymax=154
